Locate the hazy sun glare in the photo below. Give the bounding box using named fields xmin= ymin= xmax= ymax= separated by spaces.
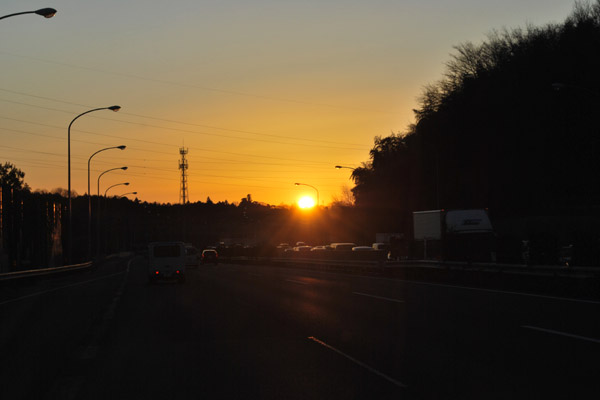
xmin=298 ymin=196 xmax=316 ymax=209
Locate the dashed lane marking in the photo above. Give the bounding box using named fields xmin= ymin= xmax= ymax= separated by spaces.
xmin=353 ymin=292 xmax=404 ymax=303
xmin=521 ymin=325 xmax=600 ymax=344
xmin=308 ymin=336 xmax=407 ymax=388
xmin=0 ymin=271 xmax=126 ymax=306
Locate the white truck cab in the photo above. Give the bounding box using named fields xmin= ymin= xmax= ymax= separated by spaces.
xmin=148 ymin=242 xmax=186 ymax=283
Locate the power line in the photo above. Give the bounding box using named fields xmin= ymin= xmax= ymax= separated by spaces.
xmin=0 ymin=88 xmax=368 ymax=147
xmin=1 ymin=97 xmax=365 ymax=151
xmin=0 ymin=116 xmax=348 ymax=167
xmin=0 ymin=51 xmax=395 ymax=115
xmin=0 ymin=124 xmax=341 ymax=169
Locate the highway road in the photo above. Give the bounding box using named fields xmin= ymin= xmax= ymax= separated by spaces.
xmin=1 ymin=256 xmax=599 ymax=399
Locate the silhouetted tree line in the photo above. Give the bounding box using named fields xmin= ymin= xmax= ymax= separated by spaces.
xmin=1 ymin=180 xmax=376 ymax=270
xmin=0 ymin=186 xmax=63 ymax=271
xmin=350 ymin=2 xmax=600 ymax=264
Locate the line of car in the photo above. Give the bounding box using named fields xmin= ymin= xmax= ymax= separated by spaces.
xmin=277 ymin=242 xmax=390 ymax=253
xmin=148 ymin=240 xmax=390 ymax=284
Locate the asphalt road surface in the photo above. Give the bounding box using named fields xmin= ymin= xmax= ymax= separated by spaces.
xmin=1 ymin=256 xmax=599 ymax=399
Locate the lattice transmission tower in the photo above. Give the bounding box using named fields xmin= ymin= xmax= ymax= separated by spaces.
xmin=179 ymin=147 xmax=189 ymax=204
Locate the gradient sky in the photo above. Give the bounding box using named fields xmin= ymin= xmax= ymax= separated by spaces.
xmin=1 ymin=0 xmax=576 ymax=205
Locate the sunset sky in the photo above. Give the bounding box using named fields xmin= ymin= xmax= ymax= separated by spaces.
xmin=1 ymin=0 xmax=575 ymax=206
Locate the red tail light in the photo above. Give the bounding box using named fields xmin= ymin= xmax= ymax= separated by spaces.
xmin=155 ymin=270 xmax=159 ymax=275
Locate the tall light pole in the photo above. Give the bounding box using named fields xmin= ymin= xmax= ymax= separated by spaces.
xmin=87 ymin=146 xmax=126 ymax=259
xmin=102 ymin=183 xmax=129 ymax=256
xmin=105 ymin=182 xmax=129 ymax=197
xmin=95 ymin=166 xmax=126 ymax=257
xmin=67 ymin=105 xmax=120 ymax=263
xmin=294 ymin=182 xmax=319 ymax=207
xmin=97 ymin=166 xmax=128 ymax=197
xmin=0 ymin=8 xmax=56 ymax=20
xmin=117 ymin=191 xmax=138 ymax=253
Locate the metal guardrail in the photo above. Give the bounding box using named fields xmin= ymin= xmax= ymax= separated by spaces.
xmin=228 ymin=256 xmax=600 ymax=299
xmin=0 ymin=261 xmax=93 ymax=282
xmin=228 ymin=256 xmax=600 ymax=279
xmin=389 ymin=260 xmax=600 ymax=278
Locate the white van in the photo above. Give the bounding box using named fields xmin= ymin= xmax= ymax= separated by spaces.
xmin=148 ymin=242 xmax=186 ymax=283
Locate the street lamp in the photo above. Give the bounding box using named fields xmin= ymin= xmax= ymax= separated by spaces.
xmin=335 ymin=165 xmax=355 ymax=179
xmin=67 ymin=105 xmax=120 ymax=263
xmin=0 ymin=8 xmax=57 ymax=20
xmin=96 ymin=166 xmax=127 ymax=256
xmin=118 ymin=192 xmax=137 ymax=198
xmin=105 ymin=182 xmax=129 ymax=197
xmin=101 ymin=182 xmax=129 ymax=256
xmin=89 ymin=146 xmax=126 ymax=197
xmin=87 ymin=146 xmax=126 ymax=259
xmin=97 ymin=166 xmax=128 ymax=196
xmin=294 ymin=182 xmax=319 ymax=207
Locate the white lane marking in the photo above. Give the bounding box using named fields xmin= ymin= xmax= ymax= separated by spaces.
xmin=397 ymin=281 xmax=600 ymax=305
xmin=0 ymin=271 xmax=126 ymax=306
xmin=280 ymin=268 xmax=600 ymax=305
xmin=285 ymin=279 xmax=309 ymax=285
xmin=353 ymin=292 xmax=404 ymax=304
xmin=521 ymin=325 xmax=600 ymax=344
xmin=236 ymin=264 xmax=600 ymax=305
xmin=79 ymin=257 xmax=136 ymax=361
xmin=308 ymin=336 xmax=407 ymax=388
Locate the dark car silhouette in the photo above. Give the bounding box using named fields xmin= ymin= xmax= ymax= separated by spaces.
xmin=201 ymin=249 xmax=219 ymax=265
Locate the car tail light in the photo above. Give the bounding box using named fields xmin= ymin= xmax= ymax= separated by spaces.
xmin=155 ymin=270 xmax=159 ymax=275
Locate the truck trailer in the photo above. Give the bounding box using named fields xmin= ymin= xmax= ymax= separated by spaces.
xmin=413 ymin=209 xmax=495 ymax=262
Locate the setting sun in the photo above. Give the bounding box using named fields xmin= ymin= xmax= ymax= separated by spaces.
xmin=298 ymin=196 xmax=316 ymax=209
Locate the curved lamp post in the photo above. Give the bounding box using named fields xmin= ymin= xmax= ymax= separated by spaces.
xmin=105 ymin=182 xmax=129 ymax=197
xmin=96 ymin=167 xmax=127 ymax=256
xmin=101 ymin=182 xmax=129 ymax=256
xmin=0 ymin=8 xmax=56 ymax=20
xmin=67 ymin=105 xmax=120 ymax=263
xmin=294 ymin=182 xmax=319 ymax=207
xmin=97 ymin=166 xmax=127 ymax=196
xmin=118 ymin=191 xmax=137 ymax=198
xmin=335 ymin=165 xmax=356 ymax=183
xmin=89 ymin=146 xmax=126 ymax=197
xmin=87 ymin=146 xmax=126 ymax=259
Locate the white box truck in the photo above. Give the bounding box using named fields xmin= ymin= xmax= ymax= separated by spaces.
xmin=148 ymin=241 xmax=186 ymax=283
xmin=413 ymin=209 xmax=495 ymax=261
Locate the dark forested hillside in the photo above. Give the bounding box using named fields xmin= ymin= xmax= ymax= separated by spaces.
xmin=352 ymin=1 xmax=600 ymax=228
